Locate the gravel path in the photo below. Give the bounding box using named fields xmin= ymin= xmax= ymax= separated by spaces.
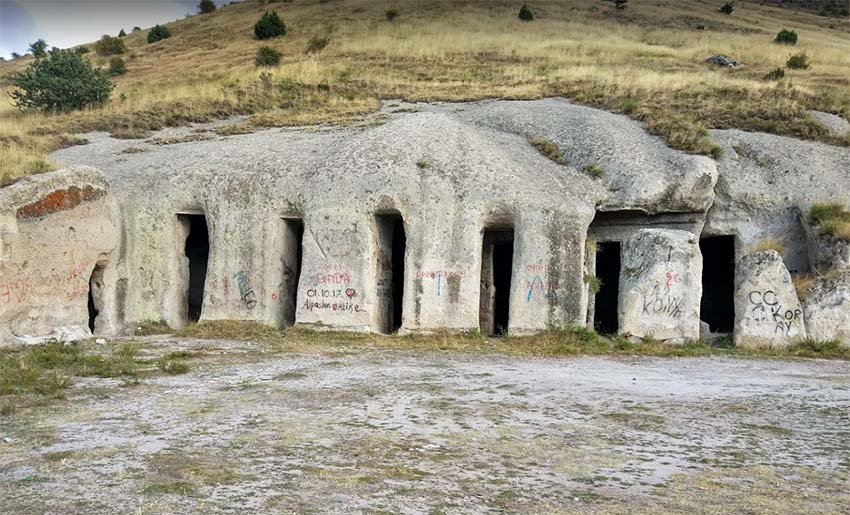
xmin=2 ymin=338 xmax=849 ymax=514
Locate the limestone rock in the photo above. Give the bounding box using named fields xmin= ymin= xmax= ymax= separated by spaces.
xmin=706 ymin=54 xmax=743 ymax=68
xmin=619 ymin=229 xmax=702 ymax=343
xmin=807 ymin=110 xmax=850 ymax=138
xmin=805 ymin=223 xmax=850 ymax=274
xmin=734 ymin=250 xmax=806 ymax=349
xmin=804 ymin=272 xmax=850 ymax=346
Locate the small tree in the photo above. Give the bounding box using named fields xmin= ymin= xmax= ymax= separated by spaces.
xmin=29 ymin=39 xmax=48 ymax=58
xmin=118 ymin=29 xmax=127 ymax=37
xmin=94 ymin=35 xmax=126 ymax=56
xmin=254 ymin=11 xmax=286 ymax=39
xmin=147 ymin=24 xmax=172 ymax=43
xmin=198 ymin=0 xmax=216 ymax=14
xmin=719 ymin=2 xmax=734 ymax=15
xmin=11 ymin=52 xmax=21 ymax=59
xmin=774 ymin=29 xmax=798 ymax=45
xmin=255 ymin=46 xmax=282 ymax=66
xmin=786 ymin=52 xmax=810 ymax=69
xmin=107 ymin=57 xmax=127 ymax=76
xmin=8 ymin=49 xmax=113 ymax=112
xmin=132 ymin=26 xmax=142 ymax=32
xmin=518 ymin=4 xmax=534 ymax=21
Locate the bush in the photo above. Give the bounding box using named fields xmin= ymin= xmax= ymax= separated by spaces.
xmin=75 ymin=46 xmax=89 ymax=54
xmin=786 ymin=52 xmax=810 ymax=69
xmin=774 ymin=29 xmax=797 ymax=45
xmin=615 ymin=0 xmax=628 ymax=9
xmin=255 ymin=46 xmax=282 ymax=66
xmin=147 ymin=24 xmax=172 ymax=43
xmin=254 ymin=11 xmax=286 ymax=40
xmin=306 ymin=34 xmax=329 ymax=53
xmin=94 ymin=34 xmax=126 ymax=56
xmin=198 ymin=0 xmax=216 ymax=14
xmin=118 ymin=29 xmax=127 ymax=37
xmin=132 ymin=26 xmax=141 ymax=32
xmin=8 ymin=49 xmax=113 ymax=112
xmin=719 ymin=2 xmax=734 ymax=15
xmin=29 ymin=39 xmax=48 ymax=58
xmin=763 ymin=67 xmax=785 ymax=80
xmin=107 ymin=57 xmax=127 ymax=76
xmin=518 ymin=4 xmax=534 ymax=21
xmin=385 ymin=9 xmax=399 ymax=21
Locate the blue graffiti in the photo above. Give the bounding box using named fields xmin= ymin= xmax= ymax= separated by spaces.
xmin=526 ymin=275 xmax=544 ymax=303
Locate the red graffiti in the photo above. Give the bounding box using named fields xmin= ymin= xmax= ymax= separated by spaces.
xmin=665 ymin=271 xmax=681 ymax=288
xmin=316 ymin=272 xmax=351 ymax=285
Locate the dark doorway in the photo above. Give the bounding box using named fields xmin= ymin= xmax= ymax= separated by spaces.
xmin=374 ymin=213 xmax=406 ymax=333
xmin=282 ymin=218 xmax=304 ymax=326
xmin=480 ymin=229 xmax=514 ymax=336
xmin=181 ymin=214 xmax=209 ymax=323
xmin=594 ymin=241 xmax=621 ymax=334
xmin=87 ymin=259 xmax=107 ymax=333
xmin=700 ymin=235 xmax=735 ymax=333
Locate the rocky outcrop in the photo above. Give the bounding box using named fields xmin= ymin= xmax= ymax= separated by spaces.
xmin=807 ymin=110 xmax=850 ymax=138
xmin=0 ymin=167 xmax=118 ymax=346
xmin=804 ymin=272 xmax=850 ymax=346
xmin=619 ymin=229 xmax=702 ymax=343
xmin=734 ymin=250 xmax=806 ymax=349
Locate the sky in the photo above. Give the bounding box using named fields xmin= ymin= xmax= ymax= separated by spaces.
xmin=0 ymin=0 xmax=224 ymax=59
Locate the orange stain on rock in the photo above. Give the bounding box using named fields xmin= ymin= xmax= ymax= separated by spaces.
xmin=16 ymin=185 xmax=105 ymax=220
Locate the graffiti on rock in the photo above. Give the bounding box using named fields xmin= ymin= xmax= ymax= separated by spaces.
xmin=642 ymin=283 xmax=682 ymax=317
xmin=523 ymin=263 xmax=557 ymax=303
xmin=747 ymin=289 xmax=802 ymax=336
xmin=417 ymin=270 xmax=465 ymax=298
xmin=233 ymin=271 xmax=257 ymax=309
xmin=302 ymin=287 xmax=363 ymax=313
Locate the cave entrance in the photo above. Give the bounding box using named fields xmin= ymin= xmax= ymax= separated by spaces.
xmin=480 ymin=228 xmax=514 ymax=336
xmin=281 ymin=217 xmax=304 ymax=326
xmin=179 ymin=214 xmax=209 ymax=323
xmin=594 ymin=241 xmax=621 ymax=334
xmin=375 ymin=213 xmax=406 ymax=334
xmin=87 ymin=259 xmax=107 ymax=334
xmin=700 ymin=235 xmax=735 ymax=333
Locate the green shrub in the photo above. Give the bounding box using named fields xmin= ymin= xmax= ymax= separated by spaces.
xmin=774 ymin=29 xmax=797 ymax=45
xmin=518 ymin=4 xmax=534 ymax=21
xmin=306 ymin=34 xmax=329 ymax=53
xmin=118 ymin=29 xmax=127 ymax=37
xmin=719 ymin=2 xmax=734 ymax=15
xmin=385 ymin=9 xmax=399 ymax=21
xmin=133 ymin=26 xmax=142 ymax=32
xmin=94 ymin=34 xmax=126 ymax=56
xmin=786 ymin=52 xmax=810 ymax=69
xmin=107 ymin=57 xmax=127 ymax=76
xmin=29 ymin=39 xmax=48 ymax=58
xmin=255 ymin=46 xmax=282 ymax=66
xmin=8 ymin=48 xmax=114 ymax=112
xmin=147 ymin=24 xmax=172 ymax=44
xmin=75 ymin=46 xmax=89 ymax=54
xmin=764 ymin=67 xmax=785 ymax=80
xmin=615 ymin=0 xmax=628 ymax=8
xmin=254 ymin=11 xmax=286 ymax=40
xmin=198 ymin=0 xmax=217 ymax=14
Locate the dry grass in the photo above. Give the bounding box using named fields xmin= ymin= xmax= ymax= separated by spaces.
xmin=810 ymin=202 xmax=850 ymax=240
xmin=530 ymin=136 xmax=567 ymax=165
xmin=748 ymin=236 xmax=786 ymax=255
xmin=1 ymin=0 xmax=849 ymax=186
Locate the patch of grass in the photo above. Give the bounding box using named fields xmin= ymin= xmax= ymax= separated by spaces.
xmin=530 ymin=136 xmax=567 ymax=165
xmin=582 ymin=163 xmax=604 ymax=178
xmin=810 ymin=202 xmax=850 ymax=240
xmin=156 ymin=355 xmax=191 ymax=375
xmin=306 ymin=34 xmax=329 ymax=53
xmin=416 ymin=159 xmax=429 ymax=169
xmin=749 ymin=237 xmax=786 ymax=255
xmin=178 ymin=320 xmax=282 ymax=340
xmin=584 ymin=274 xmax=602 ymax=294
xmin=142 ymin=481 xmax=198 ymax=496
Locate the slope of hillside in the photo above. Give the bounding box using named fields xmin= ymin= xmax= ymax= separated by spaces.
xmin=0 ymin=0 xmax=848 ymax=186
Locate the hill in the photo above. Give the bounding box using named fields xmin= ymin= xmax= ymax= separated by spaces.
xmin=1 ymin=0 xmax=849 ymax=186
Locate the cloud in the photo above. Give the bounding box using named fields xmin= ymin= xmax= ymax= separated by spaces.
xmin=0 ymin=0 xmax=206 ymax=58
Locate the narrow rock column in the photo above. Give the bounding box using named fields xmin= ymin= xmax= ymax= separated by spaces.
xmin=734 ymin=250 xmax=806 ymax=349
xmin=619 ymin=229 xmax=702 ymax=343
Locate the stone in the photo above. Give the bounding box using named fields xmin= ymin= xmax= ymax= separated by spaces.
xmin=734 ymin=250 xmax=806 ymax=349
xmin=807 ymin=110 xmax=850 ymax=138
xmin=619 ymin=229 xmax=702 ymax=343
xmin=805 ymin=222 xmax=850 ymax=274
xmin=803 ymin=271 xmax=850 ymax=346
xmin=706 ymin=54 xmax=743 ymax=68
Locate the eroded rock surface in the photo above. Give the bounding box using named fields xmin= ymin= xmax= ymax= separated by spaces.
xmin=804 ymin=272 xmax=850 ymax=346
xmin=734 ymin=250 xmax=806 ymax=349
xmin=619 ymin=229 xmax=702 ymax=343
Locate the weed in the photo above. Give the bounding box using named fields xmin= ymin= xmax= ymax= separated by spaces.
xmin=416 ymin=159 xmax=429 ymax=169
xmin=530 ymin=136 xmax=566 ymax=165
xmin=584 ymin=275 xmax=602 ymax=294
xmin=749 ymin=237 xmax=785 ymax=255
xmin=764 ymin=67 xmax=785 ymax=81
xmin=810 ymin=202 xmax=850 ymax=240
xmin=582 ymin=163 xmax=604 ymax=178
xmin=306 ymin=35 xmax=329 ymax=53
xmin=787 ymin=52 xmax=810 ymax=70
xmin=156 ymin=356 xmax=191 ymax=375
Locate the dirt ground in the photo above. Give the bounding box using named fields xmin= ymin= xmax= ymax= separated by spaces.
xmin=2 ymin=336 xmax=849 ymax=515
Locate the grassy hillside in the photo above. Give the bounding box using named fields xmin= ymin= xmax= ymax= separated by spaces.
xmin=1 ymin=0 xmax=849 ymax=186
